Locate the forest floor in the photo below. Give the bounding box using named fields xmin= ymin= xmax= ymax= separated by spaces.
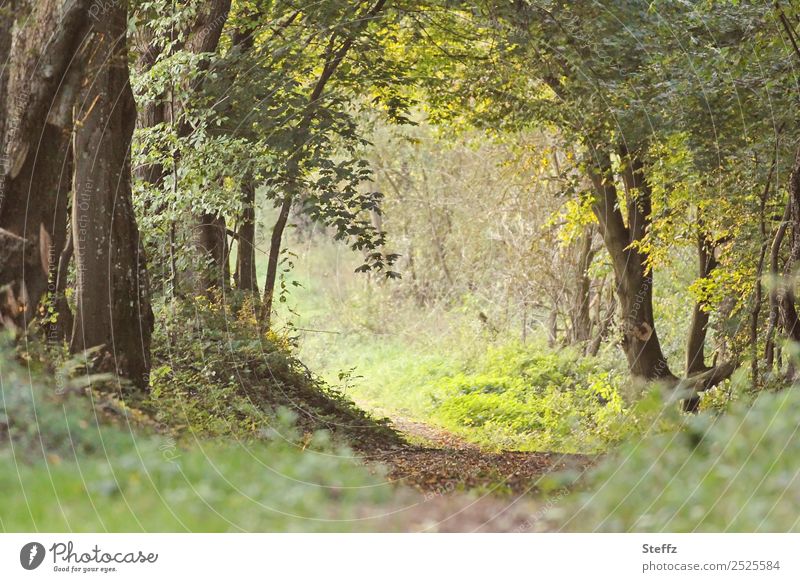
xmin=353 ymin=408 xmax=597 ymax=532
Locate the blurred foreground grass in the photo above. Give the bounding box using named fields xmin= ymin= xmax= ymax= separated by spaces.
xmin=0 ymin=312 xmax=397 ymax=532
xmin=561 ymin=386 xmax=800 ymax=531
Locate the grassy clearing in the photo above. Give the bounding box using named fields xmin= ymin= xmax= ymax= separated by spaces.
xmin=306 ymin=333 xmax=642 ymax=454
xmin=273 ymin=239 xmax=645 ymax=454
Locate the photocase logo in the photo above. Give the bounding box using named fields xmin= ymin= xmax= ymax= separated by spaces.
xmin=20 ymin=542 xmax=46 ymax=570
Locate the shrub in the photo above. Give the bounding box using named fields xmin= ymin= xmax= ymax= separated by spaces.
xmin=424 ymin=342 xmax=635 ymax=453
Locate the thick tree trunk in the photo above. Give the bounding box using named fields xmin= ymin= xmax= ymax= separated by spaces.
xmin=70 ymin=4 xmax=153 ymax=389
xmin=49 ymin=233 xmax=74 ymax=342
xmin=1 ymin=0 xmax=91 ymax=171
xmin=588 ymin=147 xmax=673 ymax=380
xmin=132 ymin=0 xmax=231 ymax=298
xmin=0 ymin=1 xmax=13 ymax=148
xmin=42 ymin=136 xmax=73 ymax=343
xmin=40 ymin=62 xmax=77 ymax=340
xmin=0 ymin=123 xmax=72 ymax=328
xmin=0 ymin=0 xmax=91 ymax=330
xmin=235 ymin=178 xmax=258 ymax=293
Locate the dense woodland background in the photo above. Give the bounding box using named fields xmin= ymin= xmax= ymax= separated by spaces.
xmin=2 ymin=0 xmax=800 ymax=532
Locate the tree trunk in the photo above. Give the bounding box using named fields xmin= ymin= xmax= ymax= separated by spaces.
xmin=750 ymin=163 xmax=775 ymax=385
xmin=546 ymin=307 xmax=558 ymax=347
xmin=780 ymin=147 xmax=800 ymax=379
xmin=588 ymin=146 xmax=674 ymax=380
xmin=685 ymin=228 xmax=718 ymax=374
xmin=235 ymin=177 xmax=258 ymax=293
xmin=49 ymin=232 xmax=74 ymax=342
xmin=587 ymin=287 xmax=615 ymax=357
xmin=0 ymin=0 xmax=13 ymax=148
xmin=195 ymin=213 xmax=230 ymax=293
xmin=765 ymin=197 xmax=791 ymax=369
xmin=260 ymin=194 xmax=293 ymax=328
xmin=0 ymin=123 xmax=72 ymax=329
xmin=133 ymin=29 xmax=167 ymax=189
xmin=258 ymin=0 xmax=387 ymax=330
xmin=570 ymin=225 xmax=595 ymax=343
xmin=70 ymin=4 xmax=153 ymax=390
xmin=180 ymin=0 xmax=232 ymax=296
xmin=0 ymin=0 xmax=91 ymax=330
xmin=2 ymin=0 xmax=91 ymax=173
xmin=42 ymin=136 xmax=73 ymax=343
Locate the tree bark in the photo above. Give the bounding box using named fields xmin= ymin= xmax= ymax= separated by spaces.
xmin=677 ymin=361 xmax=737 ymax=407
xmin=1 ymin=0 xmax=91 ymax=176
xmin=587 ymin=146 xmax=674 ymax=380
xmin=133 ymin=33 xmax=167 ymax=190
xmin=181 ymin=0 xmax=232 ymax=295
xmin=570 ymin=225 xmax=595 ymax=343
xmin=587 ymin=287 xmax=615 ymax=357
xmin=0 ymin=0 xmax=91 ymax=330
xmin=42 ymin=135 xmax=73 ymax=343
xmin=0 ymin=123 xmax=72 ymax=329
xmin=546 ymin=307 xmax=558 ymax=347
xmin=765 ymin=197 xmax=791 ymax=368
xmin=228 ymin=15 xmax=260 ymax=297
xmin=70 ymin=4 xmax=153 ymax=390
xmin=0 ymin=0 xmax=14 ymax=149
xmin=750 ymin=162 xmax=775 ymax=385
xmin=50 ymin=232 xmax=74 ymax=342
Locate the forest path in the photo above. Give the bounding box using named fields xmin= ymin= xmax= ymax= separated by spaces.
xmin=352 ymin=408 xmax=596 ymax=531
xmin=356 ymin=405 xmax=594 ymax=494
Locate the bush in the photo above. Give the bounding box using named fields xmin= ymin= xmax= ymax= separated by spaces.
xmin=423 ymin=342 xmax=635 ymax=453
